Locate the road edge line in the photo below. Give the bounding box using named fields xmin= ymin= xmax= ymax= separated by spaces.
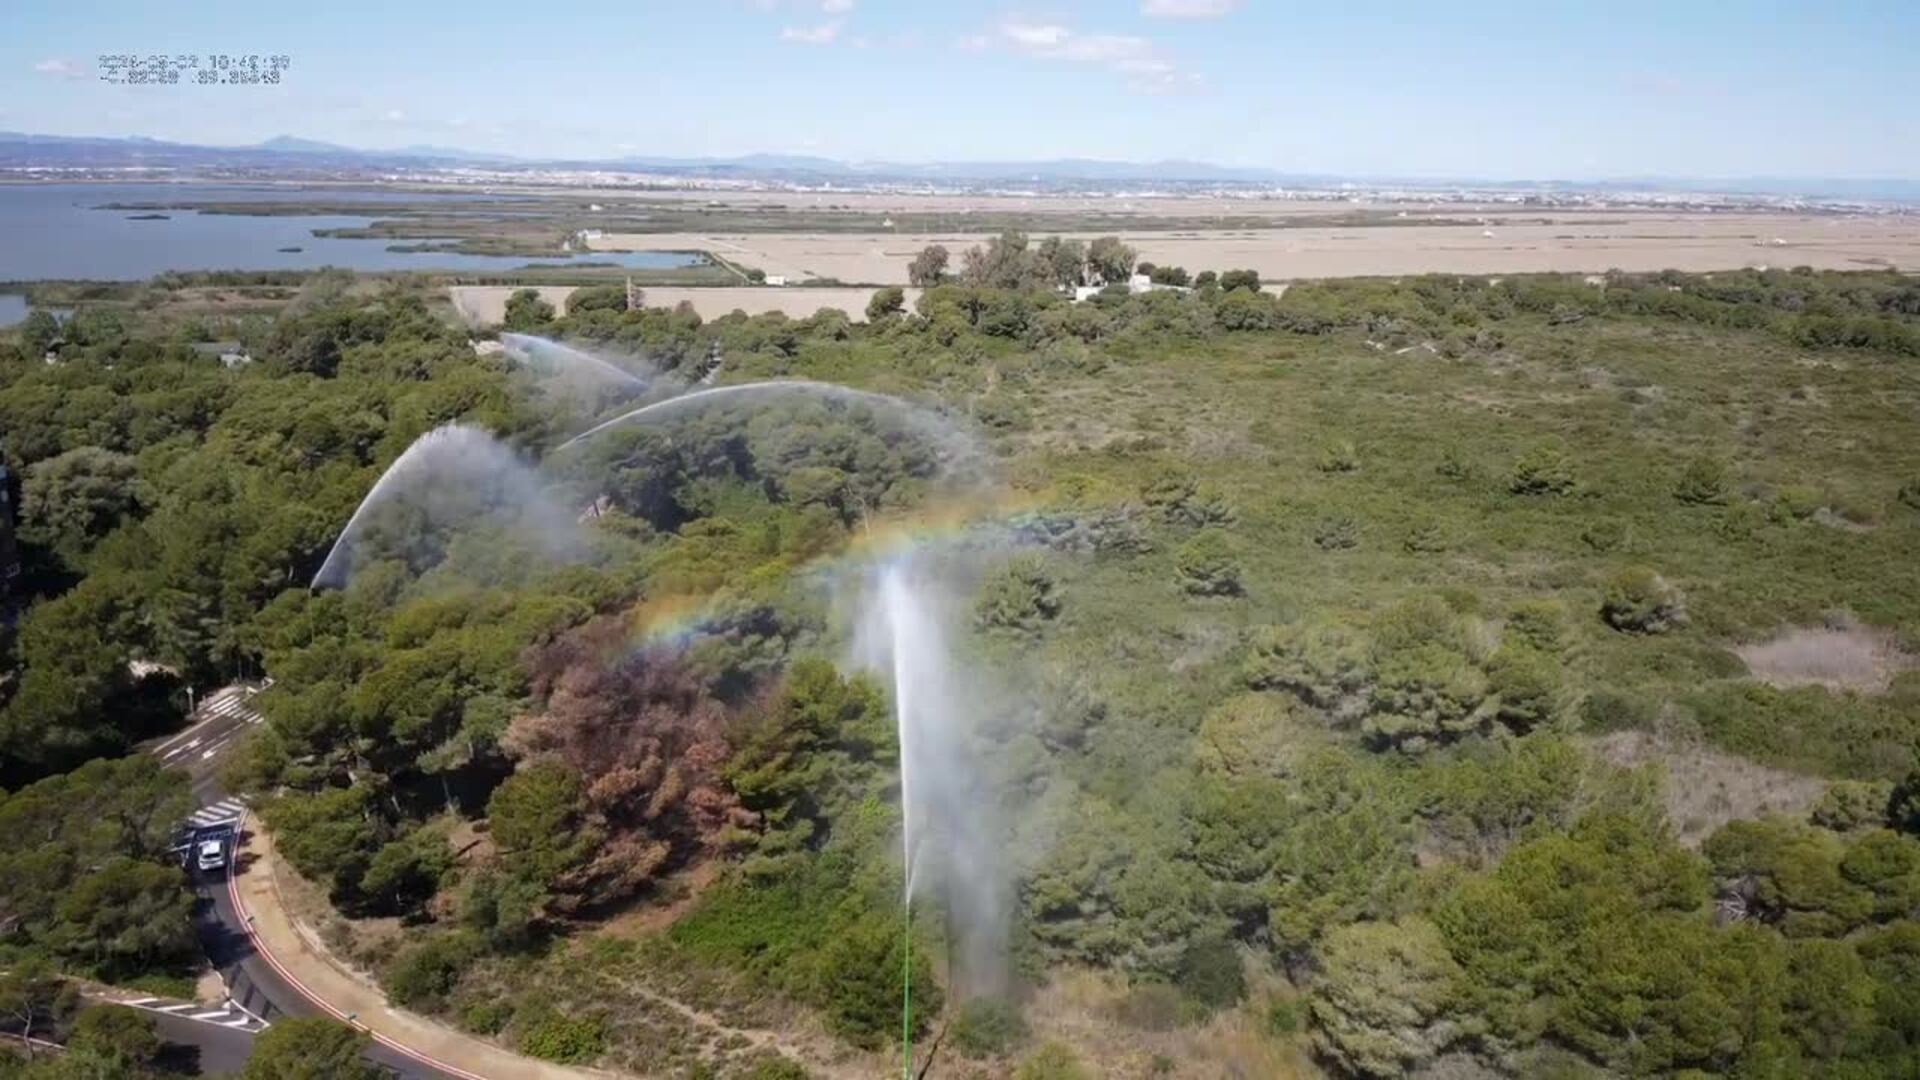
xmin=225 ymin=812 xmax=489 ymax=1080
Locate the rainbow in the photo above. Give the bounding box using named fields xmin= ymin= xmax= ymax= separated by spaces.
xmin=619 ymin=490 xmax=1043 ymax=653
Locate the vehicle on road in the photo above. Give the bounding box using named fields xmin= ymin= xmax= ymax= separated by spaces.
xmin=196 ymin=836 xmax=228 ymax=873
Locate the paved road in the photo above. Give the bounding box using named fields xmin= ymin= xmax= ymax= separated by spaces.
xmin=148 ymin=1009 xmax=257 ymax=1075
xmin=156 ymin=684 xmax=469 ymax=1080
xmin=151 ymin=684 xmax=266 ymax=777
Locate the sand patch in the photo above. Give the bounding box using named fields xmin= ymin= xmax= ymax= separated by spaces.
xmin=1736 ymin=623 xmax=1914 ymax=692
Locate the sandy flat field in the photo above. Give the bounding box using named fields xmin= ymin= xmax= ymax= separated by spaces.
xmin=450 ymin=285 xmax=922 ymax=325
xmin=591 ymin=210 xmax=1920 ymax=285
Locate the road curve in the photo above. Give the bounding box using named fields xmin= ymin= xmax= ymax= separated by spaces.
xmin=196 ymin=811 xmax=473 ymax=1080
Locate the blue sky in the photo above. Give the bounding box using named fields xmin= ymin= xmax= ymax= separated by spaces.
xmin=4 ymin=0 xmax=1916 ymax=178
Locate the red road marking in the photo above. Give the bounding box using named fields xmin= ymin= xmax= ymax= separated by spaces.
xmin=224 ymin=816 xmax=488 ymax=1080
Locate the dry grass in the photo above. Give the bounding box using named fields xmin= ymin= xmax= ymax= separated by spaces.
xmin=1735 ymin=621 xmax=1916 ymax=693
xmin=589 ymin=211 xmax=1920 ymax=285
xmin=1590 ymin=730 xmax=1827 ymax=844
xmin=269 ymin=848 xmax=406 ymax=978
xmin=1013 ymin=969 xmax=1316 ymax=1080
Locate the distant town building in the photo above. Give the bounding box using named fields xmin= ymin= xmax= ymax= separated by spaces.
xmin=763 ymin=275 xmax=788 ymax=287
xmin=190 ymin=340 xmax=253 ymax=368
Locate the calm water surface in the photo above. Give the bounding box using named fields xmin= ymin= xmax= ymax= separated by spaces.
xmin=0 ymin=183 xmax=700 ymax=280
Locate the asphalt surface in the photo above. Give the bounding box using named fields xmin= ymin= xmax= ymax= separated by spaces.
xmin=149 ymin=1010 xmax=256 ymax=1076
xmin=157 ymin=685 xmax=467 ymax=1080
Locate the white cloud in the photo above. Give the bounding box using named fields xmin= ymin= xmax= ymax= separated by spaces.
xmin=384 ymin=109 xmax=406 ymax=123
xmin=33 ymin=58 xmax=86 ymax=80
xmin=991 ymin=20 xmax=1188 ymax=90
xmin=820 ymin=0 xmax=854 ymax=11
xmin=1001 ymin=22 xmax=1071 ymax=49
xmin=780 ymin=20 xmax=842 ymax=44
xmin=1141 ymin=0 xmax=1239 ymax=16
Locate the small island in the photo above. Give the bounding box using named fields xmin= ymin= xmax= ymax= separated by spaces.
xmin=276 ymin=246 xmax=303 ymax=253
xmin=127 ymin=213 xmax=170 ymax=221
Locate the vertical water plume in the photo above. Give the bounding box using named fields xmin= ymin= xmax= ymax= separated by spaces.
xmin=859 ymin=555 xmax=1010 ymax=1006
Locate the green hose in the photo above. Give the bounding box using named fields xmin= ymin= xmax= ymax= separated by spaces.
xmin=901 ymin=898 xmax=912 ymax=1079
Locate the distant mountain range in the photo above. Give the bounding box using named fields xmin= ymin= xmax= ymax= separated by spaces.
xmin=2 ymin=130 xmax=1916 ymax=202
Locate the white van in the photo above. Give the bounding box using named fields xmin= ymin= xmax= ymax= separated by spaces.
xmin=196 ymin=838 xmax=227 ymax=872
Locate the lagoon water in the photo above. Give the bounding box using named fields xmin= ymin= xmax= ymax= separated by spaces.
xmin=0 ymin=183 xmax=701 ymax=281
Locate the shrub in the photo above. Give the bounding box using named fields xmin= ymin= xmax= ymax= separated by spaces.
xmin=1244 ymin=618 xmax=1371 ymax=710
xmin=1487 ymin=647 xmax=1563 ymax=733
xmin=516 ymin=1009 xmax=606 ymax=1064
xmin=1312 ymin=515 xmax=1359 ymax=550
xmin=458 ymin=1000 xmax=511 ymax=1035
xmin=1016 ymin=1042 xmax=1090 ymax=1080
xmin=975 ymin=555 xmax=1063 ymax=634
xmin=381 ymin=932 xmax=478 ymax=1009
xmin=1811 ymin=780 xmax=1895 ymax=833
xmin=1175 ymin=934 xmax=1246 ymax=1009
xmin=1219 ymin=269 xmax=1261 ymax=293
xmin=1176 ymin=530 xmax=1243 ymax=596
xmin=1317 ymin=438 xmax=1360 ymax=473
xmin=1434 ymin=447 xmax=1476 ymax=482
xmin=865 ymin=286 xmax=905 ymax=321
xmin=1716 ymin=500 xmax=1769 ymax=541
xmin=1310 ymin=917 xmax=1463 ymax=1079
xmin=1142 ymin=471 xmax=1237 ymax=527
xmin=1195 ymin=694 xmax=1314 ymax=778
xmin=1216 ymin=288 xmax=1277 ymax=330
xmin=1674 ymin=455 xmax=1731 ymax=505
xmin=502 ymin=288 xmax=554 ymax=331
xmin=1771 ymin=484 xmax=1823 ymax=522
xmin=1266 ymin=997 xmax=1301 ymax=1036
xmin=952 ymin=996 xmax=1030 ymax=1058
xmin=1142 ymin=469 xmax=1197 ymax=522
xmin=1600 ymin=567 xmax=1685 ymax=633
xmin=1364 ymin=643 xmax=1491 ymax=752
xmin=803 ymin=913 xmax=940 ymax=1046
xmin=1402 ymin=516 xmax=1449 ymax=554
xmin=1509 ymin=442 xmax=1576 ymax=495
xmin=1899 ymin=478 xmax=1920 ymax=512
xmin=1580 ymin=519 xmax=1627 ymax=552
xmin=1504 ymin=598 xmax=1567 ymax=654
xmin=741 ymin=1055 xmax=812 ymax=1080
xmin=1183 ymin=485 xmax=1240 ymax=528
xmin=68 ymin=1004 xmax=162 ymax=1066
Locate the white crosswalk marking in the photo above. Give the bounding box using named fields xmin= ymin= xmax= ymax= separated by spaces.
xmin=188 ymin=797 xmax=248 ymax=827
xmin=112 ymin=994 xmax=269 ymax=1033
